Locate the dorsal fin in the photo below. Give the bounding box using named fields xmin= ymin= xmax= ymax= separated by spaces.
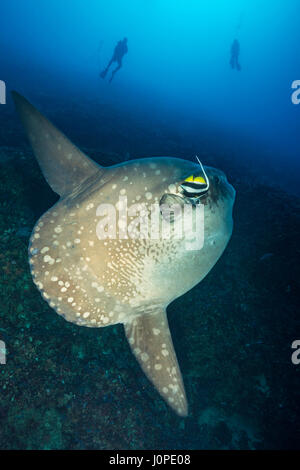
xmin=12 ymin=91 xmax=103 ymax=197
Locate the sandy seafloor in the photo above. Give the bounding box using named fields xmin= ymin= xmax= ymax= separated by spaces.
xmin=0 ymin=93 xmax=299 ymax=450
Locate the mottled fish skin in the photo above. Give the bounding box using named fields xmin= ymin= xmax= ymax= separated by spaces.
xmin=13 ymin=91 xmax=235 ymax=417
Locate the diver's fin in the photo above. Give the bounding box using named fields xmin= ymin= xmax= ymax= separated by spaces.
xmin=124 ymin=309 xmax=188 ymax=417
xmin=12 ymin=91 xmax=103 ymax=197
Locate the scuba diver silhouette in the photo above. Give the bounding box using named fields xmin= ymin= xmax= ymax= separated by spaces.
xmin=100 ymin=38 xmax=128 ymax=83
xmin=230 ymin=39 xmax=241 ymax=71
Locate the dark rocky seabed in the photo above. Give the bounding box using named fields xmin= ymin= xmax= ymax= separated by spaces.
xmin=0 ymin=95 xmax=299 ymax=450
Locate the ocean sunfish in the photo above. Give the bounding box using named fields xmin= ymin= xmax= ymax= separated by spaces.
xmin=12 ymin=91 xmax=235 ymax=417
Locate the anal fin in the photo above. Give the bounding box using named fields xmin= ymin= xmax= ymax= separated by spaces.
xmin=124 ymin=309 xmax=188 ymax=417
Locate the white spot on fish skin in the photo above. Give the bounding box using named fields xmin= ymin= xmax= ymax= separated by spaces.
xmin=116 ymin=200 xmax=126 ymax=210
xmin=163 ymin=387 xmax=168 ymax=394
xmin=154 ymin=364 xmax=162 ymax=370
xmin=67 ymin=297 xmax=74 ymax=303
xmin=54 ymin=226 xmax=62 ymax=234
xmin=141 ymin=353 xmax=149 ymax=362
xmin=34 ymin=233 xmax=40 ymax=239
xmin=74 ymin=238 xmax=80 ymax=244
xmin=145 ymin=192 xmax=152 ymax=200
xmin=162 ymin=349 xmax=169 ymax=357
xmin=169 ymin=384 xmax=179 ymax=393
xmin=83 ymin=312 xmax=90 ymax=318
xmin=41 ymin=247 xmax=49 ymax=254
xmin=43 ymin=255 xmax=55 ymax=265
xmin=86 ymin=203 xmax=94 ymax=211
xmin=51 ymin=276 xmax=58 ymax=282
xmin=153 ymin=328 xmax=160 ymax=335
xmin=120 ymin=189 xmax=126 ymax=195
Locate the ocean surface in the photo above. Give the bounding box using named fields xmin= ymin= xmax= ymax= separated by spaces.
xmin=0 ymin=0 xmax=299 ymax=450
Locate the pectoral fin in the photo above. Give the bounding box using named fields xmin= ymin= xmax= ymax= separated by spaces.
xmin=12 ymin=91 xmax=103 ymax=197
xmin=124 ymin=309 xmax=188 ymax=417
